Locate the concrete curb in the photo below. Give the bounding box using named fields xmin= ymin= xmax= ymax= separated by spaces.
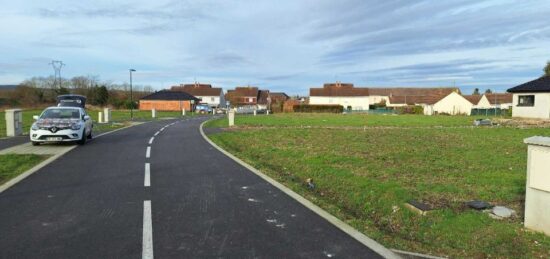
xmin=0 ymin=122 xmax=145 ymax=194
xmin=199 ymin=121 xmax=400 ymax=259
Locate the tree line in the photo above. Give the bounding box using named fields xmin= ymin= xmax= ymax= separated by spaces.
xmin=5 ymin=75 xmax=154 ymax=109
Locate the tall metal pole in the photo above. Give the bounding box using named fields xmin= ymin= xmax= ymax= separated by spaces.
xmin=129 ymin=69 xmax=136 ymax=120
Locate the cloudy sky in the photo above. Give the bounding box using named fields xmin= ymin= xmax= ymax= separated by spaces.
xmin=1 ymin=0 xmax=549 ymax=95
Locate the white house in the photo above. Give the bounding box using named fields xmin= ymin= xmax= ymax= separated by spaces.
xmin=508 ymin=76 xmax=550 ymax=119
xmin=309 ymin=82 xmax=370 ymax=111
xmin=476 ymin=93 xmax=513 ymax=109
xmin=171 ymin=83 xmax=226 ymax=108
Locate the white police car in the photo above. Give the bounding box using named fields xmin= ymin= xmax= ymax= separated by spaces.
xmin=30 ymin=95 xmax=93 ymax=146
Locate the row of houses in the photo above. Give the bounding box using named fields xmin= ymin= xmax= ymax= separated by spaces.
xmin=139 ymin=83 xmax=290 ymax=112
xmin=309 ymin=82 xmax=512 ymax=115
xmin=138 ymin=76 xmax=550 ymax=119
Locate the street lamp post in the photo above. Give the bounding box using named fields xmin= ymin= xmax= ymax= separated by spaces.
xmin=129 ymin=69 xmax=136 ymax=120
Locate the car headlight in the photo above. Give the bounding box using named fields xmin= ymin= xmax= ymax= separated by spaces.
xmin=71 ymin=123 xmax=82 ymax=130
xmin=31 ymin=124 xmax=39 ymax=131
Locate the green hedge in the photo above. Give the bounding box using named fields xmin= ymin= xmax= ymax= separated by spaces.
xmin=292 ymin=104 xmax=343 ymax=113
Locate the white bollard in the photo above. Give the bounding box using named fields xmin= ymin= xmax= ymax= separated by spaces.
xmin=228 ymin=109 xmax=235 ymax=127
xmin=267 ymin=110 xmax=270 ymax=115
xmin=182 ymin=109 xmax=186 ymax=116
xmin=524 ymin=136 xmax=550 ymax=236
xmin=98 ymin=112 xmax=104 ymax=123
xmin=5 ymin=109 xmax=22 ymax=136
xmin=253 ymin=110 xmax=257 ymax=116
xmin=103 ymin=108 xmax=111 ymax=123
xmin=152 ymin=109 xmax=156 ymax=118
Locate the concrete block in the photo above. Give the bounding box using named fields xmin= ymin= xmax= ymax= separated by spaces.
xmin=103 ymin=108 xmax=111 ymax=123
xmin=5 ymin=109 xmax=23 ymax=136
xmin=524 ymin=136 xmax=550 ymax=235
xmin=228 ymin=110 xmax=235 ymax=127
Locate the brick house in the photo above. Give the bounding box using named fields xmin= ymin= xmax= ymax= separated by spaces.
xmin=171 ymin=82 xmax=226 ymax=108
xmin=225 ymin=86 xmax=259 ymax=107
xmin=139 ymin=90 xmax=200 ymax=111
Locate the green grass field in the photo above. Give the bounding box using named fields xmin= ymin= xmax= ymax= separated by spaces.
xmin=0 ymin=154 xmax=48 ymax=185
xmin=205 ymin=113 xmax=550 ymax=258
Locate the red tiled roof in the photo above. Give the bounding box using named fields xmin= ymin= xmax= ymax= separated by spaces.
xmin=463 ymin=95 xmax=483 ymax=105
xmin=389 ymin=94 xmax=450 ymax=105
xmin=485 ymin=93 xmax=512 ymax=104
xmin=367 ymin=87 xmax=460 ymax=97
xmin=310 ymin=83 xmax=369 ymax=97
xmin=227 ymin=86 xmax=259 ymax=97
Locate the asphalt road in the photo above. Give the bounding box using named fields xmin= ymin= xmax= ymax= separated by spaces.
xmin=0 ymin=135 xmax=28 ymax=150
xmin=0 ymin=117 xmax=383 ymax=258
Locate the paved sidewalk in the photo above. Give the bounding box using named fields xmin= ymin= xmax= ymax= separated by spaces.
xmin=0 ymin=142 xmax=74 ymax=155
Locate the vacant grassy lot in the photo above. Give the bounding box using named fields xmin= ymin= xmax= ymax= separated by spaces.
xmin=0 ymin=154 xmax=48 ymax=185
xmin=206 ymin=114 xmax=550 ymax=258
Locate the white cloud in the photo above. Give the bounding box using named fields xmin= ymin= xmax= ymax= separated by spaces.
xmin=0 ymin=0 xmax=549 ymax=95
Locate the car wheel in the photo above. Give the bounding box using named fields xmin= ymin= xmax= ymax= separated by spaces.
xmin=77 ymin=130 xmax=87 ymax=145
xmin=31 ymin=141 xmax=40 ymax=146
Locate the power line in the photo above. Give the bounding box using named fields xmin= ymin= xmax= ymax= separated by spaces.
xmin=49 ymin=60 xmax=65 ymax=89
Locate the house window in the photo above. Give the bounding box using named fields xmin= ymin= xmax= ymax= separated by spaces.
xmin=211 ymin=97 xmax=215 ymax=102
xmin=248 ymin=97 xmax=253 ymax=103
xmin=518 ymin=95 xmax=535 ymax=107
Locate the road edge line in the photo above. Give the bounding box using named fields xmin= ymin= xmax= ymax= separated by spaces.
xmin=0 ymin=122 xmax=146 ymax=194
xmin=199 ymin=121 xmax=400 ymax=259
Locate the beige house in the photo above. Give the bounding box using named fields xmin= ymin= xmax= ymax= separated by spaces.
xmin=508 ymin=77 xmax=550 ymax=119
xmin=309 ymin=82 xmax=370 ymax=111
xmin=476 ymin=93 xmax=513 ymax=109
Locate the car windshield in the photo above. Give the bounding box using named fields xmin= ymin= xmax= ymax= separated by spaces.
xmin=41 ymin=108 xmax=81 ymax=119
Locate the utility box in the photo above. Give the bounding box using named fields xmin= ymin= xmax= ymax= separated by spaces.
xmin=103 ymin=108 xmax=111 ymax=123
xmin=524 ymin=136 xmax=550 ymax=236
xmin=5 ymin=109 xmax=23 ymax=137
xmin=228 ymin=109 xmax=235 ymax=127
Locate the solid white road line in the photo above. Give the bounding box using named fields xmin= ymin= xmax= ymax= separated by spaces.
xmin=142 ymin=200 xmax=154 ymax=259
xmin=144 ymin=163 xmax=151 ymax=187
xmin=146 ymin=146 xmax=151 ymax=158
xmin=148 ymin=137 xmax=154 ymax=145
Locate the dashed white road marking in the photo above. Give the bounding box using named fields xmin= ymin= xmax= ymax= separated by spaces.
xmin=142 ymin=200 xmax=154 ymax=259
xmin=148 ymin=137 xmax=154 ymax=145
xmin=146 ymin=146 xmax=151 ymax=158
xmin=154 ymin=131 xmax=159 ymax=136
xmin=144 ymin=163 xmax=151 ymax=187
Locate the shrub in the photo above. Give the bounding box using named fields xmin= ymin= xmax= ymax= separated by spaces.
xmin=292 ymin=104 xmax=343 ymax=113
xmin=396 ymin=105 xmax=424 ymax=115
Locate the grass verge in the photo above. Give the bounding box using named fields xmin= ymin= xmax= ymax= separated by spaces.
xmin=0 ymin=154 xmax=49 ymax=185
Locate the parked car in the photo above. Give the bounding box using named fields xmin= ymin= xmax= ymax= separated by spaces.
xmin=195 ymin=104 xmax=212 ymax=114
xmin=30 ymin=95 xmax=93 ymax=145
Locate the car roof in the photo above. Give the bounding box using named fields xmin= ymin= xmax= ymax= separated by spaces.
xmin=46 ymin=106 xmax=83 ymax=110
